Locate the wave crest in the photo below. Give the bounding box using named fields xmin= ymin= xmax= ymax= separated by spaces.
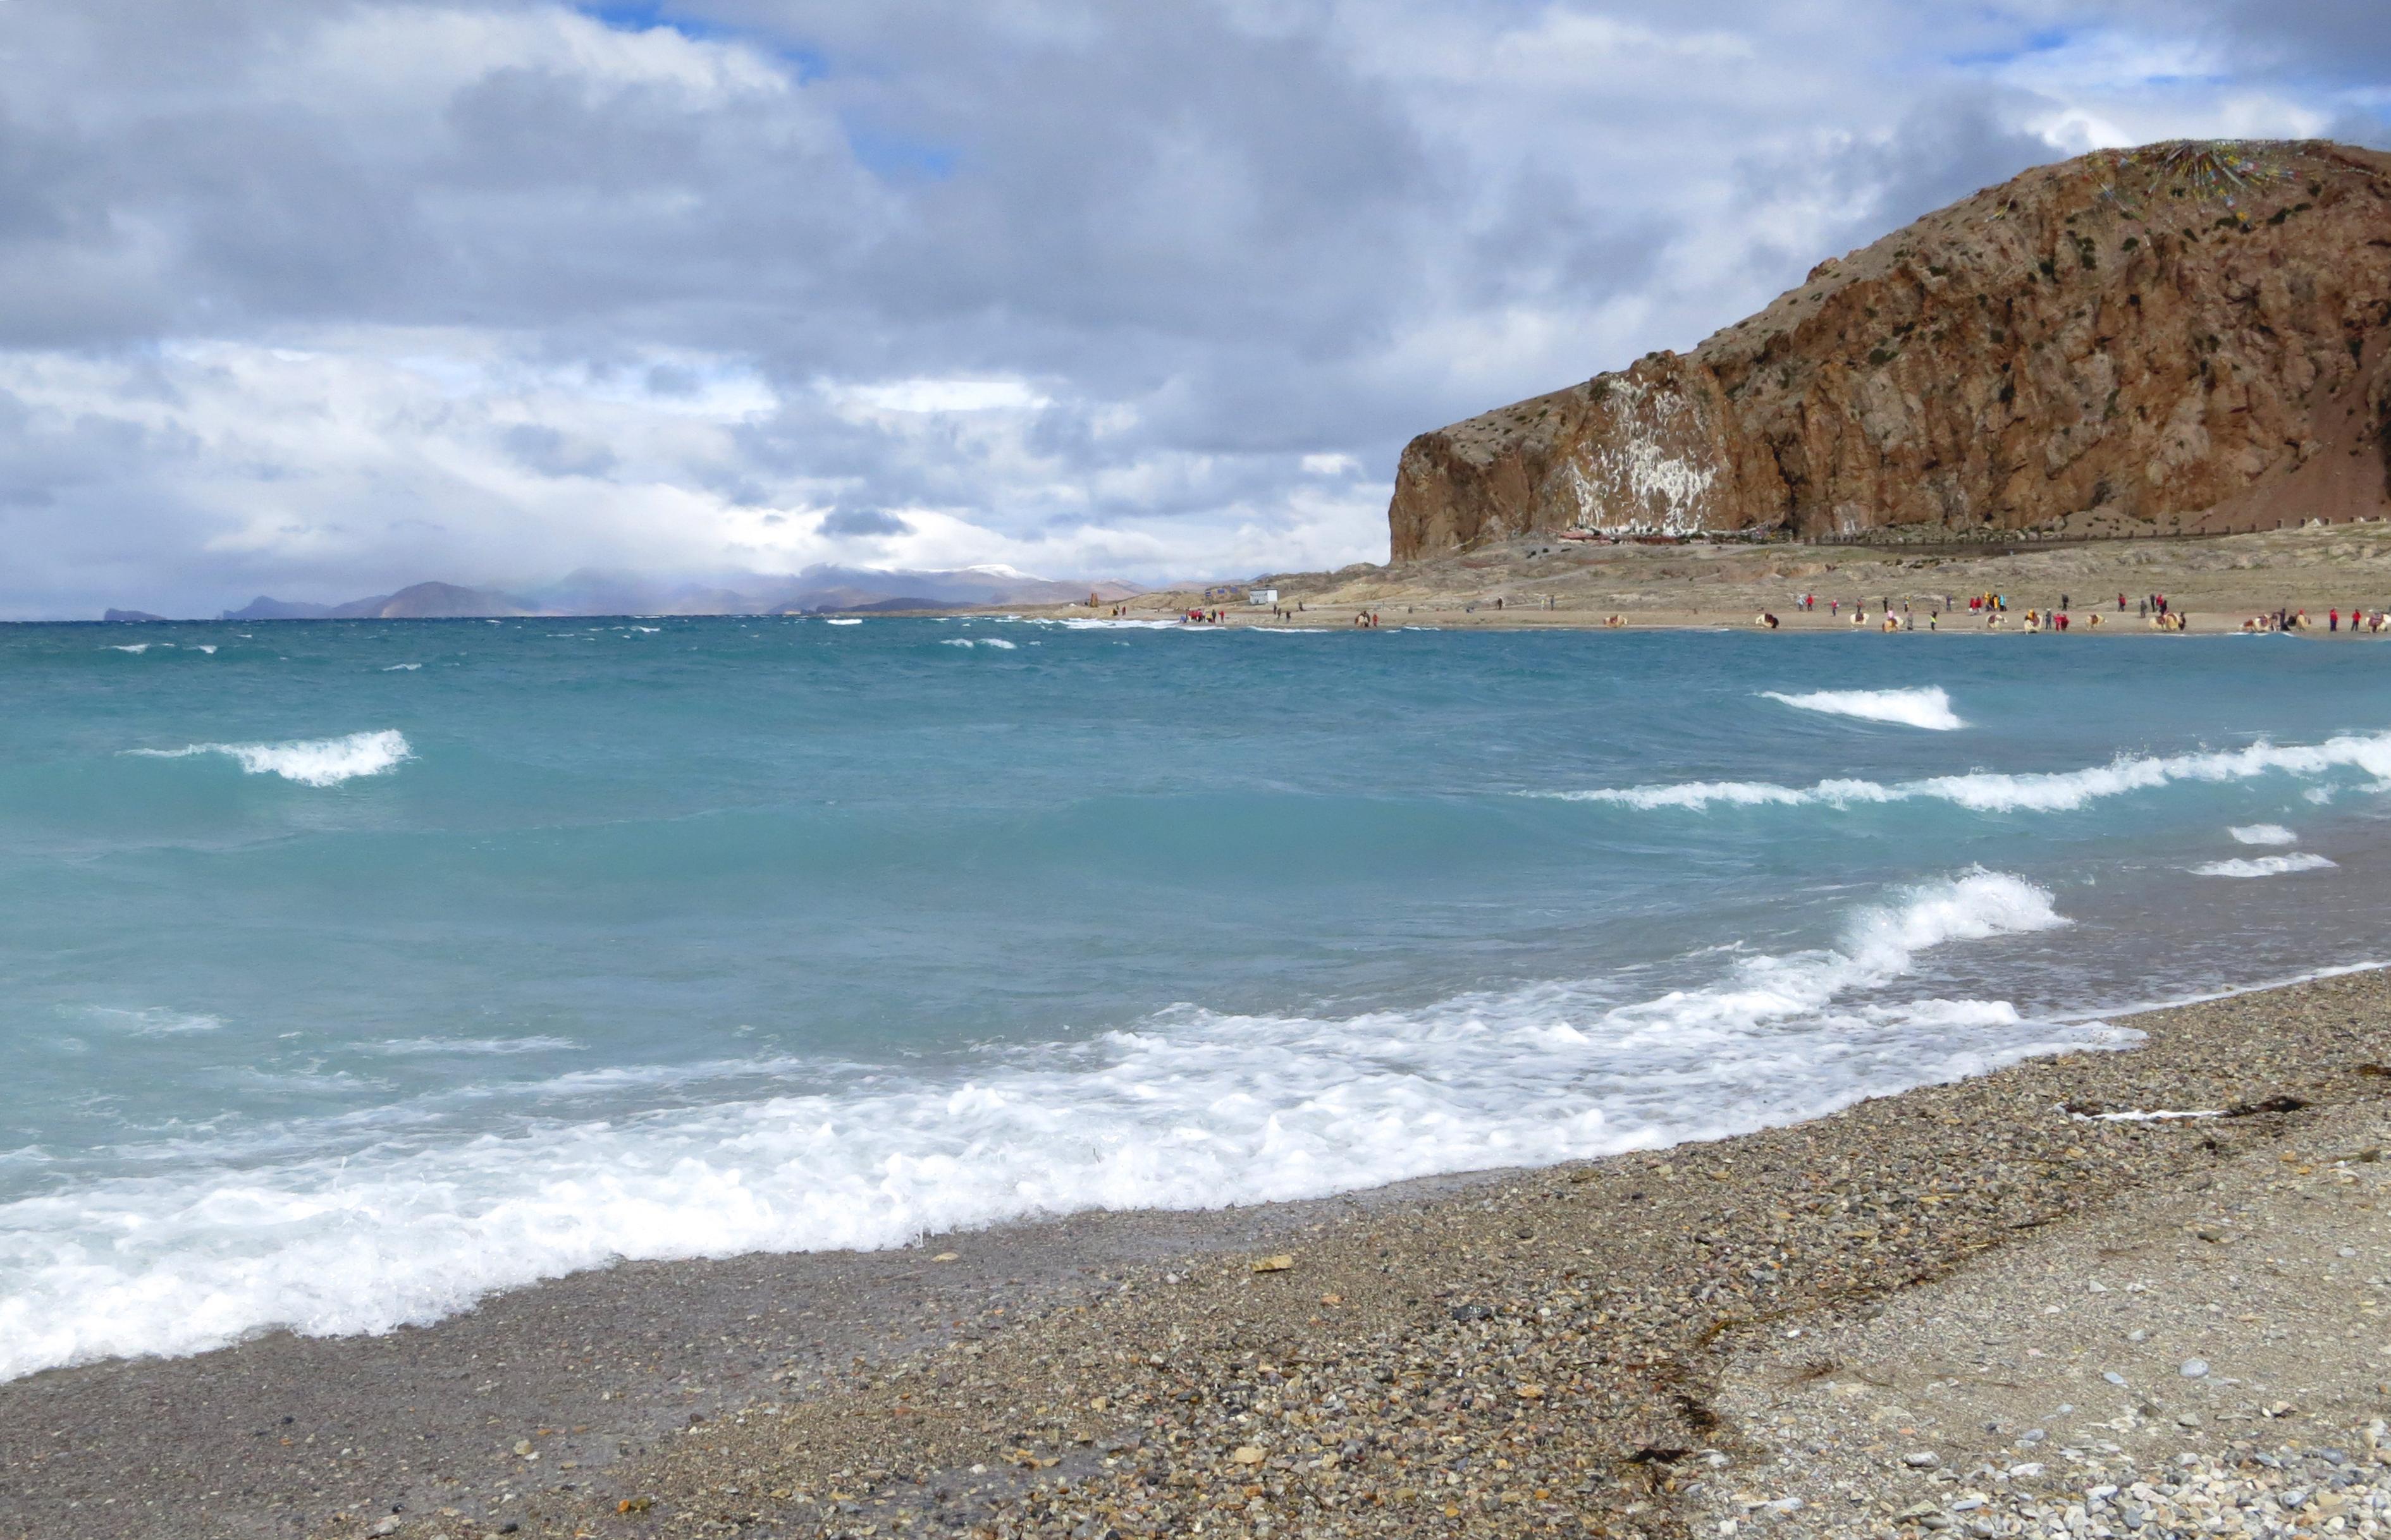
xmin=1762 ymin=687 xmax=1963 ymax=730
xmin=2191 ymin=852 xmax=2337 ymax=878
xmin=128 ymin=730 xmax=413 ymax=787
xmin=1541 ymin=728 xmax=2391 ymax=814
xmin=0 ymin=870 xmax=2103 ymax=1379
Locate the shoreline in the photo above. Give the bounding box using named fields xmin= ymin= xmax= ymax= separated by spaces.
xmin=986 ymin=603 xmax=2373 ymax=635
xmin=4 ymin=965 xmax=2389 ymax=1539
xmin=1060 ymin=523 xmax=2391 ymax=638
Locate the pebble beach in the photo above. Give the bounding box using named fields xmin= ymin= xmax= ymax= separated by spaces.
xmin=9 ymin=965 xmax=2388 ymax=1540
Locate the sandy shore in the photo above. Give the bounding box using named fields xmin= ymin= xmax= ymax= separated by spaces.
xmin=1024 ymin=524 xmax=2391 ymax=635
xmin=4 ymin=970 xmax=2389 ymax=1540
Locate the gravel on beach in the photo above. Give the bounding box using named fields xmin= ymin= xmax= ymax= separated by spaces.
xmin=471 ymin=971 xmax=2388 ymax=1540
xmin=8 ymin=970 xmax=2388 ymax=1540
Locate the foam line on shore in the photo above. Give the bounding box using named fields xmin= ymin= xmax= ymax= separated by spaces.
xmin=2192 ymin=852 xmax=2337 ymax=877
xmin=0 ymin=871 xmax=2116 ymax=1381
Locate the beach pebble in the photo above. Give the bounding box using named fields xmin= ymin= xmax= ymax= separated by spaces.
xmin=2180 ymin=1358 xmax=2210 ymax=1378
xmin=1903 ymin=1450 xmax=1940 ymax=1467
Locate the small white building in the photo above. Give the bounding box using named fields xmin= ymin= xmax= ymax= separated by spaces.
xmin=1248 ymin=588 xmax=1279 ymax=604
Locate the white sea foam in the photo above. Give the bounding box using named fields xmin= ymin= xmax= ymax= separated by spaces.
xmin=366 ymin=1036 xmax=581 ymax=1057
xmin=1762 ymin=687 xmax=1964 ymax=730
xmin=194 ymin=645 xmax=216 ymax=655
xmin=824 ymin=618 xmax=864 ymax=626
xmin=2190 ymin=852 xmax=2337 ymax=878
xmin=940 ymin=637 xmax=1019 ymax=649
xmin=109 ymin=644 xmax=151 ymax=654
xmin=1542 ymin=728 xmax=2391 ymax=814
xmin=82 ymin=1007 xmax=226 ymax=1037
xmin=383 ymin=663 xmax=421 ymax=672
xmin=126 ymin=730 xmax=413 ymax=787
xmin=0 ymin=871 xmax=2110 ymax=1380
xmin=2229 ymin=824 xmax=2297 ymax=845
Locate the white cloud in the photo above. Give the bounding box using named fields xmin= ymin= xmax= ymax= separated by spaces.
xmin=832 ymin=379 xmax=1051 ymax=414
xmin=0 ymin=0 xmax=2378 ymax=616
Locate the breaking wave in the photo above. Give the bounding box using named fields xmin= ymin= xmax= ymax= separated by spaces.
xmin=1762 ymin=687 xmax=1964 ymax=730
xmin=126 ymin=730 xmax=414 ymax=788
xmin=1538 ymin=729 xmax=2391 ymax=814
xmin=2229 ymin=824 xmax=2297 ymax=846
xmin=0 ymin=871 xmax=2106 ymax=1379
xmin=2191 ymin=853 xmax=2337 ymax=879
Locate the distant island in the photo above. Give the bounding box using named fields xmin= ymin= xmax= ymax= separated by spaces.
xmin=104 ymin=566 xmax=1145 ymax=622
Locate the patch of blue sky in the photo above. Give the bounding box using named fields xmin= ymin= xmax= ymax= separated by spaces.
xmin=579 ymin=4 xmax=828 ymax=80
xmin=581 ymin=3 xmax=723 ymax=39
xmin=844 ymin=123 xmax=959 ymax=183
xmin=1943 ymin=24 xmax=2073 ymax=70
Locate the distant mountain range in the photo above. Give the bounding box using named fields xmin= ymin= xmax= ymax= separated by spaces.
xmin=152 ymin=566 xmax=1143 ymax=623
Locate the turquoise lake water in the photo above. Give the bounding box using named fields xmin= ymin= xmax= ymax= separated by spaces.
xmin=3 ymin=614 xmax=2387 ymax=1376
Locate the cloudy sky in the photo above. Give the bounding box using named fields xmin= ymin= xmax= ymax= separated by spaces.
xmin=0 ymin=1 xmax=2383 ymax=617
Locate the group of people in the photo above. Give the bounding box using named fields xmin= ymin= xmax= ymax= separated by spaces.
xmin=2239 ymin=606 xmax=2391 ymax=633
xmin=1761 ymin=588 xmax=2203 ymax=632
xmin=1349 ymin=611 xmax=1383 ymax=627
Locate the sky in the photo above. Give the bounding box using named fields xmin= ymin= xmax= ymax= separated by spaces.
xmin=0 ymin=1 xmax=2384 ymax=617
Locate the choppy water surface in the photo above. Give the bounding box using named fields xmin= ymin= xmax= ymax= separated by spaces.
xmin=3 ymin=616 xmax=2387 ymax=1376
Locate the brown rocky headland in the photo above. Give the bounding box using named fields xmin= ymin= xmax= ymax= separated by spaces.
xmin=1388 ymin=140 xmax=2391 ymax=560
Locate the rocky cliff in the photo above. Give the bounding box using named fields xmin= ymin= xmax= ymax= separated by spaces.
xmin=1388 ymin=140 xmax=2391 ymax=560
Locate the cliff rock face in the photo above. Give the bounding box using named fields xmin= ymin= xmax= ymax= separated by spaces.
xmin=1389 ymin=140 xmax=2391 ymax=560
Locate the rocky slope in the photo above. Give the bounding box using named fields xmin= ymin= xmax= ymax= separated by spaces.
xmin=1389 ymin=140 xmax=2391 ymax=561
